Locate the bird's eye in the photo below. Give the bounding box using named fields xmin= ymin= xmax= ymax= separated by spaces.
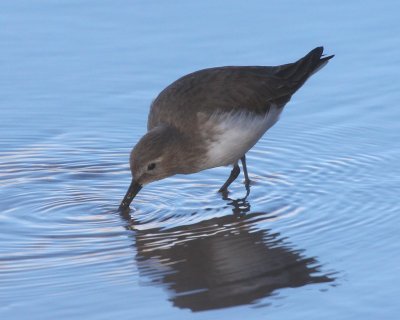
xmin=147 ymin=163 xmax=156 ymax=171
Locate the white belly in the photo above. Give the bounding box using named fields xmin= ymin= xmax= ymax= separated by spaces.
xmin=202 ymin=105 xmax=282 ymax=169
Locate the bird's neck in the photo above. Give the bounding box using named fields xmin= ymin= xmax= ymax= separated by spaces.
xmin=151 ymin=125 xmax=207 ymax=175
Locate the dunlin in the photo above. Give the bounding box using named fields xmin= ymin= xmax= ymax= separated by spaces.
xmin=120 ymin=46 xmax=333 ymax=209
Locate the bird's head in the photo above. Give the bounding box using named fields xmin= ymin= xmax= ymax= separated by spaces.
xmin=119 ymin=125 xmax=196 ymax=210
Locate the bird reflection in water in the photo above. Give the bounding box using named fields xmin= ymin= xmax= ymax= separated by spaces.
xmin=121 ymin=197 xmax=335 ymax=311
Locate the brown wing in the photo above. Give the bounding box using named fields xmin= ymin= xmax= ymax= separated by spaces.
xmin=148 ymin=47 xmax=333 ymax=132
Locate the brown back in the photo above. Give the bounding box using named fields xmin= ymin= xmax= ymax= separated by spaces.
xmin=148 ymin=47 xmax=334 ymax=132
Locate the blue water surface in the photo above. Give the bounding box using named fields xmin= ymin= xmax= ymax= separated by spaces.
xmin=1 ymin=1 xmax=400 ymax=319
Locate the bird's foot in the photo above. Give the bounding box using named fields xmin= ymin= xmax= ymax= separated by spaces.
xmin=244 ymin=181 xmax=251 ymax=198
xmin=218 ymin=187 xmax=229 ymax=200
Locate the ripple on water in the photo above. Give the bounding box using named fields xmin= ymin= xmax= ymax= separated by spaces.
xmin=1 ymin=123 xmax=398 ymax=311
xmin=127 ymin=209 xmax=335 ymax=311
xmin=0 ymin=133 xmax=140 ymax=306
xmin=244 ymin=123 xmax=400 ymax=249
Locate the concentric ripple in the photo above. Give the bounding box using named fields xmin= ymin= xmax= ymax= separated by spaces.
xmin=1 ymin=118 xmax=399 ymax=314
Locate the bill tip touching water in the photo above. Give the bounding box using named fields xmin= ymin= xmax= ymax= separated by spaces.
xmin=119 ymin=46 xmax=334 ymax=210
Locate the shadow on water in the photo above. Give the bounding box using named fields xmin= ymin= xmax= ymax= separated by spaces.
xmin=119 ymin=197 xmax=335 ymax=312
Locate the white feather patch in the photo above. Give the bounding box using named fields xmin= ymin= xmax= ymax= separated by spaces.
xmin=201 ymin=105 xmax=282 ymax=169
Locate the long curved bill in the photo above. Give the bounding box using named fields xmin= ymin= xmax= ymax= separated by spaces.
xmin=119 ymin=180 xmax=142 ymax=210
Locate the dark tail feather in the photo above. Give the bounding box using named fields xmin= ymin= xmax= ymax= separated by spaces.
xmin=275 ymin=46 xmax=334 ymax=83
xmin=307 ymin=46 xmax=335 ymax=76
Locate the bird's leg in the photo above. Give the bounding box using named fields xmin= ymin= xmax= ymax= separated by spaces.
xmin=218 ymin=162 xmax=240 ymax=193
xmin=240 ymin=155 xmax=251 ymax=187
